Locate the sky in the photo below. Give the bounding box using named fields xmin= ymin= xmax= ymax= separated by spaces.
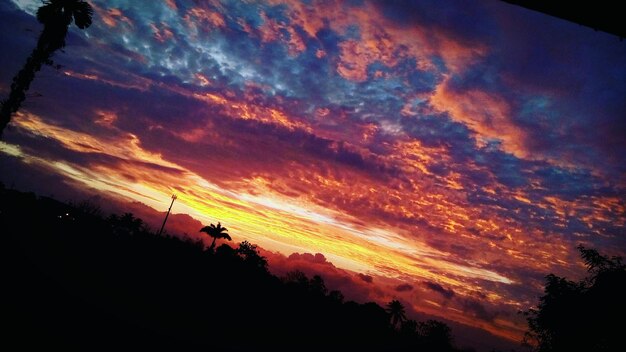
xmin=1 ymin=0 xmax=625 ymax=347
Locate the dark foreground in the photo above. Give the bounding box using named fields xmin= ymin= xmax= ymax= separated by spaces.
xmin=2 ymin=186 xmax=470 ymax=351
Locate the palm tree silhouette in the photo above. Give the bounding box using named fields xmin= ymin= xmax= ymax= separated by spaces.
xmin=200 ymin=222 xmax=232 ymax=251
xmin=0 ymin=0 xmax=93 ymax=137
xmin=386 ymin=299 xmax=407 ymax=329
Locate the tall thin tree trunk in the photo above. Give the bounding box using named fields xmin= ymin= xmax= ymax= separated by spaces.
xmin=0 ymin=46 xmax=51 ymax=136
xmin=0 ymin=22 xmax=66 ymax=137
xmin=209 ymin=237 xmax=217 ymax=251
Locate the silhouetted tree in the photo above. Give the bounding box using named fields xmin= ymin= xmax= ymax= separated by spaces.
xmin=523 ymin=246 xmax=626 ymax=352
xmin=236 ymin=240 xmax=268 ymax=273
xmin=418 ymin=319 xmax=454 ymax=351
xmin=74 ymin=198 xmax=102 ymax=217
xmin=0 ymin=0 xmax=93 ymax=136
xmin=578 ymin=245 xmax=624 ymax=278
xmin=328 ymin=290 xmax=344 ymax=303
xmin=400 ymin=319 xmax=418 ymax=336
xmin=284 ymin=270 xmax=310 ymax=287
xmin=107 ymin=212 xmax=144 ymax=235
xmin=199 ymin=222 xmax=231 ymax=251
xmin=386 ymin=299 xmax=407 ymax=329
xmin=310 ymin=275 xmax=328 ymax=296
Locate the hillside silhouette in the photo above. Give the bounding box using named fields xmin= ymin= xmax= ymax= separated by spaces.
xmin=2 ymin=184 xmax=473 ymax=351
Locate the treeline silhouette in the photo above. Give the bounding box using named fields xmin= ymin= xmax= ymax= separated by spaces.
xmin=2 ymin=184 xmax=471 ymax=351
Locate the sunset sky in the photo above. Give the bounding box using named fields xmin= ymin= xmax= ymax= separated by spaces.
xmin=1 ymin=0 xmax=625 ymax=346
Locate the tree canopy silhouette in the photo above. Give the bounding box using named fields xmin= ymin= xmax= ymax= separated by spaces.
xmin=418 ymin=319 xmax=455 ymax=351
xmin=0 ymin=0 xmax=93 ymax=137
xmin=523 ymin=245 xmax=626 ymax=352
xmin=200 ymin=222 xmax=231 ymax=251
xmin=386 ymin=299 xmax=407 ymax=329
xmin=236 ymin=240 xmax=269 ymax=273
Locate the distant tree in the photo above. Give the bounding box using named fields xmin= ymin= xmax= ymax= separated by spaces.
xmin=119 ymin=213 xmax=143 ymax=232
xmin=75 ymin=198 xmax=102 ymax=217
xmin=236 ymin=240 xmax=268 ymax=272
xmin=328 ymin=290 xmax=344 ymax=303
xmin=310 ymin=275 xmax=328 ymax=296
xmin=400 ymin=319 xmax=418 ymax=336
xmin=386 ymin=299 xmax=407 ymax=329
xmin=214 ymin=242 xmax=235 ymax=257
xmin=283 ymin=271 xmax=329 ymax=297
xmin=418 ymin=319 xmax=454 ymax=351
xmin=108 ymin=212 xmax=143 ymax=235
xmin=0 ymin=0 xmax=93 ymax=136
xmin=200 ymin=222 xmax=231 ymax=251
xmin=284 ymin=270 xmax=310 ymax=287
xmin=523 ymin=246 xmax=626 ymax=352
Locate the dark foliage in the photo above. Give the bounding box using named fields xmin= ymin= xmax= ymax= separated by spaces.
xmin=2 ymin=185 xmax=459 ymax=351
xmin=387 ymin=299 xmax=407 ymax=329
xmin=0 ymin=0 xmax=93 ymax=136
xmin=523 ymin=246 xmax=626 ymax=352
xmin=200 ymin=222 xmax=231 ymax=251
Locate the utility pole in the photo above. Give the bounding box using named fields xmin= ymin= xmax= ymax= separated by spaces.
xmin=158 ymin=194 xmax=177 ymax=236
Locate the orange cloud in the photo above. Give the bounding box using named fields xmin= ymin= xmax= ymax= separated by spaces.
xmin=430 ymin=77 xmax=529 ymax=158
xmin=258 ymin=12 xmax=306 ymax=56
xmin=150 ymin=22 xmax=174 ymax=43
xmin=165 ymin=0 xmax=177 ymax=11
xmin=267 ymin=1 xmax=486 ymax=81
xmin=96 ymin=7 xmax=133 ymax=28
xmin=183 ymin=7 xmax=225 ymax=34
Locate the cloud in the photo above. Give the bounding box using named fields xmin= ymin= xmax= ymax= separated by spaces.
xmin=358 ymin=273 xmax=373 ymax=283
xmin=263 ymin=251 xmax=382 ymax=303
xmin=423 ymin=281 xmax=455 ymax=299
xmin=429 ymin=77 xmax=527 ymax=159
xmin=395 ymin=283 xmax=413 ymax=292
xmin=460 ymin=298 xmax=498 ymax=322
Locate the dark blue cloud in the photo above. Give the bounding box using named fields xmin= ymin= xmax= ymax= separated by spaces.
xmin=373 ymin=0 xmax=498 ymax=44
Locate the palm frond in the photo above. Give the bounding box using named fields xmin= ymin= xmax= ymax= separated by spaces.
xmin=200 ymin=223 xmax=229 ymax=237
xmin=72 ymin=1 xmax=93 ymax=29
